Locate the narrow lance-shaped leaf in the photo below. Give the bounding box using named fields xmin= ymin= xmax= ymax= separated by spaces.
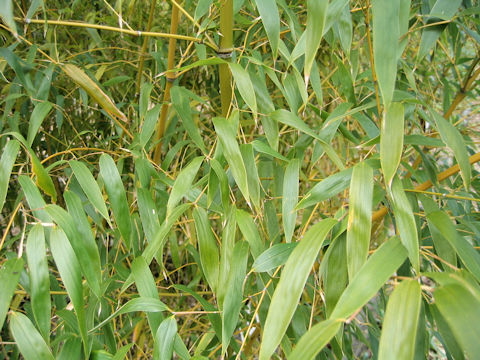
xmin=236 ymin=208 xmax=264 ymax=259
xmin=26 ymin=224 xmax=51 ymax=342
xmin=430 ymin=109 xmax=471 ymax=189
xmin=330 ymin=236 xmax=408 ymax=320
xmin=229 ymin=63 xmax=257 ymax=119
xmin=213 ymin=116 xmax=250 ymax=204
xmin=50 ymin=228 xmax=88 ymax=355
xmin=0 ymin=139 xmax=20 ymax=212
xmin=259 ymin=218 xmax=337 ymax=360
xmin=389 ymin=177 xmax=419 ymax=272
xmin=252 ymin=243 xmax=297 ymax=273
xmin=381 ymin=102 xmax=404 ymax=187
xmin=378 ymin=279 xmax=422 ymax=360
xmin=27 ymin=101 xmax=53 ymax=147
xmin=346 ymin=162 xmax=373 ymax=279
xmin=166 ymin=156 xmax=204 ymax=218
xmin=18 ymin=175 xmax=51 ymax=224
xmin=304 ymin=0 xmax=329 ymax=84
xmin=154 ymin=317 xmax=178 ymax=360
xmin=240 ymin=144 xmax=261 ymax=210
xmin=9 ymin=312 xmax=54 ymax=360
xmin=435 ymin=281 xmax=480 ymax=359
xmin=254 ymin=0 xmax=280 ymax=57
xmin=99 ymin=154 xmax=132 ymax=248
xmin=69 ymin=160 xmax=110 ymax=223
xmin=30 ymin=149 xmax=57 ymax=202
xmin=0 ymin=258 xmax=24 ymax=330
xmin=193 ymin=207 xmax=220 ymax=293
xmin=0 ymin=0 xmax=17 ymax=36
xmin=282 ymin=159 xmax=300 ymax=243
xmin=372 ymin=0 xmax=400 ymax=107
xmin=140 ymin=104 xmax=162 ymax=149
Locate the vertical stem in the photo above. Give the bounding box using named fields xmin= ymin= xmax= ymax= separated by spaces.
xmin=135 ymin=0 xmax=157 ymax=95
xmin=219 ymin=0 xmax=234 ymax=117
xmin=152 ymin=4 xmax=180 ymax=164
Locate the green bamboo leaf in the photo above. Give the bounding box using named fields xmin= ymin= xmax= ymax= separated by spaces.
xmin=0 ymin=0 xmax=17 ymax=36
xmin=50 ymin=228 xmax=88 ymax=354
xmin=254 ymin=0 xmax=280 ymax=57
xmin=0 ymin=257 xmax=24 ymax=330
xmin=229 ymin=63 xmax=257 ymax=118
xmin=139 ymin=82 xmax=153 ymax=121
xmin=154 ymin=317 xmax=178 ymax=360
xmin=46 ymin=202 xmax=102 ymax=298
xmin=213 ymin=116 xmax=250 ymax=204
xmin=372 ymin=0 xmax=400 ymax=107
xmin=346 ymin=162 xmax=373 ymax=279
xmin=9 ymin=312 xmax=54 ymax=360
xmin=380 ymin=102 xmax=404 ymax=187
xmin=62 ymin=64 xmax=128 ymax=123
xmin=69 ymin=160 xmax=110 ymax=223
xmin=430 ymin=109 xmax=471 ymax=189
xmin=99 ymin=154 xmax=132 ymax=247
xmin=270 ymin=109 xmax=345 ymax=170
xmin=296 ymin=167 xmax=353 ymax=209
xmin=209 ymin=158 xmax=231 ymax=211
xmin=240 ymin=144 xmax=261 ymax=210
xmin=389 ymin=177 xmax=419 ymax=272
xmin=137 ymin=188 xmax=161 ymax=244
xmin=324 ymin=234 xmax=348 ymax=317
xmin=435 ymin=281 xmax=480 ymax=359
xmin=418 ymin=0 xmax=462 ymax=60
xmin=222 ymin=241 xmax=249 ymax=354
xmin=27 ymin=101 xmax=52 ymax=147
xmin=288 ymin=319 xmax=343 ymax=360
xmin=236 ymin=209 xmax=264 ymax=259
xmin=430 ymin=305 xmax=465 ymax=360
xmin=171 ymin=86 xmax=206 ymax=153
xmin=90 ymin=297 xmax=169 ymax=333
xmin=427 ymin=211 xmax=480 ymax=282
xmin=30 ymin=150 xmax=57 ymax=202
xmin=330 ymin=236 xmax=408 ymax=320
xmin=140 ymin=104 xmax=161 ymax=148
xmin=18 ymin=175 xmax=51 ymax=224
xmin=252 ymin=243 xmax=297 ymax=273
xmin=217 ymin=208 xmax=237 ymax=307
xmin=378 ymin=280 xmax=422 ymax=360
xmin=112 ymin=344 xmax=135 ymax=360
xmin=166 ymin=156 xmax=204 ymax=218
xmin=26 ymin=224 xmax=51 ymax=341
xmin=304 ymin=0 xmax=329 ymax=84
xmin=259 ymin=218 xmax=337 ymax=360
xmin=0 ymin=139 xmax=20 ymax=212
xmin=282 ymin=159 xmax=300 ymax=243
xmin=193 ymin=207 xmax=220 ymax=293
xmin=252 ymin=139 xmax=289 ymax=162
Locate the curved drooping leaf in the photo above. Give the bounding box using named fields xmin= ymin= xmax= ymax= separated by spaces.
xmin=0 ymin=139 xmax=20 ymax=212
xmin=0 ymin=257 xmax=24 ymax=330
xmin=254 ymin=0 xmax=280 ymax=57
xmin=381 ymin=102 xmax=404 ymax=187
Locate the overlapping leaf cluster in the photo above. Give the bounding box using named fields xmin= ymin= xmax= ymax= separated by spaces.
xmin=1 ymin=0 xmax=480 ymax=359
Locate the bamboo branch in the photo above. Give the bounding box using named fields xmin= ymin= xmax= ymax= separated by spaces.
xmin=218 ymin=0 xmax=234 ymax=117
xmin=135 ymin=0 xmax=157 ymax=94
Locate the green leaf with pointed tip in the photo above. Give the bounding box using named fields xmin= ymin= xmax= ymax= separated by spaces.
xmin=435 ymin=281 xmax=480 ymax=359
xmin=50 ymin=228 xmax=88 ymax=355
xmin=213 ymin=117 xmax=250 ymax=203
xmin=137 ymin=188 xmax=161 ymax=244
xmin=46 ymin=203 xmax=102 ymax=298
xmin=378 ymin=280 xmax=422 ymax=360
xmin=154 ymin=316 xmax=178 ymax=360
xmin=229 ymin=63 xmax=257 ymax=118
xmin=346 ymin=162 xmax=373 ymax=279
xmin=252 ymin=140 xmax=289 ymax=162
xmin=222 ymin=241 xmax=249 ymax=354
xmin=254 ymin=0 xmax=280 ymax=57
xmin=30 ymin=150 xmax=57 ymax=202
xmin=99 ymin=154 xmax=132 ymax=247
xmin=252 ymin=243 xmax=297 ymax=273
xmin=69 ymin=160 xmax=110 ymax=223
xmin=236 ymin=209 xmax=264 ymax=259
xmin=193 ymin=207 xmax=220 ymax=293
xmin=140 ymin=104 xmax=161 ymax=148
xmin=0 ymin=0 xmax=17 ymax=36
xmin=372 ymin=0 xmax=400 ymax=107
xmin=259 ymin=218 xmax=337 ymax=360
xmin=0 ymin=258 xmax=24 ymax=330
xmin=288 ymin=319 xmax=343 ymax=360
xmin=304 ymin=0 xmax=328 ymax=84
xmin=381 ymin=102 xmax=404 ymax=187
xmin=26 ymin=224 xmax=51 ymax=341
xmin=330 ymin=236 xmax=408 ymax=320
xmin=27 ymin=101 xmax=52 ymax=147
xmin=9 ymin=312 xmax=54 ymax=360
xmin=166 ymin=156 xmax=203 ymax=218
xmin=240 ymin=144 xmax=261 ymax=210
xmin=18 ymin=175 xmax=51 ymax=224
xmin=389 ymin=177 xmax=419 ymax=272
xmin=430 ymin=109 xmax=471 ymax=189
xmin=282 ymin=159 xmax=300 ymax=243
xmin=0 ymin=139 xmax=20 ymax=212
xmin=171 ymin=86 xmax=206 ymax=153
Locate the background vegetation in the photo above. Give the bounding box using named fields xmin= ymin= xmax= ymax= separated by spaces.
xmin=1 ymin=0 xmax=480 ymax=359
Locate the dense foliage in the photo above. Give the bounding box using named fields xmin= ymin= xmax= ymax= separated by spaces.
xmin=1 ymin=0 xmax=480 ymax=359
